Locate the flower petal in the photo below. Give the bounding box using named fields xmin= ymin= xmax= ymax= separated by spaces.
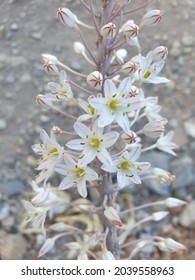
xmin=77 ymin=180 xmax=87 ymax=198
xmin=66 ymin=139 xmax=85 ymax=151
xmin=78 ymin=150 xmax=96 ymax=166
xmin=103 ymin=131 xmax=119 ymax=148
xmin=104 ymin=79 xmax=117 ymax=98
xmin=74 ymin=122 xmax=91 ymax=138
xmin=59 ymin=177 xmax=74 ymax=190
xmin=98 ymin=111 xmax=115 ymax=127
xmin=118 ymin=77 xmax=132 ymax=96
xmin=85 ymin=167 xmax=98 ymax=181
xmin=97 ymin=148 xmax=112 ymax=165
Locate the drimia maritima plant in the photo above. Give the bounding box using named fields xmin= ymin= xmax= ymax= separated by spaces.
xmin=22 ymin=0 xmax=187 ymax=259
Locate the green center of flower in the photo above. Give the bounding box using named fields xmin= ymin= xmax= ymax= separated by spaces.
xmin=90 ymin=138 xmax=100 ymax=147
xmin=121 ymin=161 xmax=130 ymax=170
xmin=48 ymin=147 xmax=58 ymax=155
xmin=34 ymin=212 xmax=39 ymax=217
xmin=144 ymin=70 xmax=151 ymax=79
xmin=75 ymin=168 xmax=85 ymax=177
xmin=108 ymin=100 xmax=119 ymax=110
xmin=89 ymin=105 xmax=95 ymax=115
xmin=61 ymin=90 xmax=67 ymax=95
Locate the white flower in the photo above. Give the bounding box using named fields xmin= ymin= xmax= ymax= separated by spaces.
xmin=138 ymin=51 xmax=170 ymax=84
xmin=156 ymin=131 xmax=177 ymax=156
xmin=152 ymin=167 xmax=176 ymax=184
xmin=32 ymin=129 xmax=64 ymax=182
xmin=87 ymin=71 xmax=103 ymax=90
xmin=66 ymin=121 xmax=119 ymax=166
xmin=36 ymin=94 xmax=53 ymax=108
xmin=157 ymin=238 xmax=186 ymax=253
xmin=45 ymin=70 xmax=73 ymax=101
xmin=143 ymin=97 xmax=163 ymax=121
xmin=100 ymin=22 xmax=116 ymax=39
xmin=142 ymin=118 xmax=168 ymax=138
xmin=104 ymin=206 xmax=122 ymax=227
xmin=90 ymin=78 xmax=142 ymax=131
xmin=165 ymin=197 xmax=187 ymax=208
xmin=151 ymin=211 xmax=169 ymax=221
xmin=22 ymin=200 xmax=47 ymax=237
xmin=102 ymin=146 xmax=150 ymax=188
xmin=77 ymin=97 xmax=97 ymax=122
xmin=140 ymin=10 xmax=163 ymax=27
xmin=55 ymin=155 xmax=98 ymax=198
xmin=57 ymin=7 xmax=78 ymax=27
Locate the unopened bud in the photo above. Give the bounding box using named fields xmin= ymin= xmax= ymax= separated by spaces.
xmin=102 ymin=250 xmax=115 ymax=260
xmin=122 ymin=61 xmax=137 ymax=74
xmin=121 ymin=130 xmax=137 ymax=144
xmin=152 ymin=46 xmax=168 ymax=61
xmin=121 ymin=20 xmax=139 ymax=37
xmin=78 ymin=253 xmax=88 ymax=260
xmin=157 ymin=238 xmax=186 ymax=253
xmin=129 ymin=86 xmax=140 ymax=97
xmin=142 ymin=118 xmax=168 ymax=138
xmin=165 ymin=197 xmax=187 ymax=208
xmin=104 ymin=206 xmax=122 ymax=227
xmin=36 ymin=94 xmax=53 ymax=108
xmin=152 ymin=211 xmax=169 ymax=221
xmin=141 ymin=10 xmax=163 ymax=27
xmin=87 ymin=71 xmax=103 ymax=90
xmin=57 ymin=7 xmax=78 ymax=27
xmin=114 ymin=49 xmax=127 ymax=65
xmin=43 ymin=61 xmax=59 ymax=75
xmin=42 ymin=54 xmax=58 ymax=64
xmin=100 ymin=22 xmax=116 ymax=39
xmin=73 ymin=41 xmax=85 ymax=54
xmin=51 ymin=126 xmax=62 ymax=136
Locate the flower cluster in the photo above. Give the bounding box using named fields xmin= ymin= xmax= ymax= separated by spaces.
xmin=23 ymin=1 xmax=186 ymax=260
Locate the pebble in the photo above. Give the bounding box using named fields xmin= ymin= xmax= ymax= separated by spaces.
xmin=0 ymin=203 xmax=10 ymax=221
xmin=10 ymin=23 xmax=19 ymax=31
xmin=40 ymin=115 xmax=50 ymax=123
xmin=26 ymin=155 xmax=36 ymax=167
xmin=0 ymin=119 xmax=7 ymax=130
xmin=4 ymin=72 xmax=16 ymax=84
xmin=184 ymin=120 xmax=195 ymax=138
xmin=179 ymin=201 xmax=195 ymax=228
xmin=0 ymin=179 xmax=25 ymax=197
xmin=0 ymin=233 xmax=27 ymax=259
xmin=171 ymin=156 xmax=195 ymax=190
xmin=182 ymin=34 xmax=194 ymax=47
xmin=31 ymin=32 xmax=42 ymax=40
xmin=169 ymin=41 xmax=181 ymax=58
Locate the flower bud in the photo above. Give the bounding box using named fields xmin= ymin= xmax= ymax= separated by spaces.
xmin=152 ymin=211 xmax=169 ymax=221
xmin=142 ymin=118 xmax=168 ymax=138
xmin=51 ymin=126 xmax=62 ymax=136
xmin=36 ymin=94 xmax=53 ymax=108
xmin=73 ymin=41 xmax=85 ymax=54
xmin=121 ymin=61 xmax=137 ymax=74
xmin=78 ymin=253 xmax=88 ymax=260
xmin=157 ymin=238 xmax=186 ymax=253
xmin=121 ymin=130 xmax=137 ymax=144
xmin=114 ymin=49 xmax=127 ymax=65
xmin=87 ymin=71 xmax=103 ymax=90
xmin=152 ymin=167 xmax=176 ymax=184
xmin=129 ymin=86 xmax=140 ymax=97
xmin=42 ymin=53 xmax=58 ymax=64
xmin=43 ymin=61 xmax=59 ymax=75
xmin=102 ymin=250 xmax=115 ymax=260
xmin=100 ymin=22 xmax=116 ymax=39
xmin=165 ymin=197 xmax=187 ymax=208
xmin=141 ymin=10 xmax=163 ymax=27
xmin=152 ymin=46 xmax=168 ymax=61
xmin=121 ymin=20 xmax=139 ymax=37
xmin=38 ymin=238 xmax=55 ymax=258
xmin=57 ymin=7 xmax=78 ymax=27
xmin=65 ymin=242 xmax=82 ymax=250
xmin=104 ymin=206 xmax=122 ymax=227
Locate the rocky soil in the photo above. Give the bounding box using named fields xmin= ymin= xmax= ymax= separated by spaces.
xmin=0 ymin=0 xmax=195 ymax=259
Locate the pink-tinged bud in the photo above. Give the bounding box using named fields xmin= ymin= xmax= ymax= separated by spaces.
xmin=42 ymin=53 xmax=58 ymax=64
xmin=122 ymin=60 xmax=137 ymax=74
xmin=121 ymin=20 xmax=139 ymax=37
xmin=100 ymin=22 xmax=116 ymax=39
xmin=152 ymin=46 xmax=168 ymax=61
xmin=129 ymin=86 xmax=140 ymax=97
xmin=51 ymin=126 xmax=62 ymax=136
xmin=36 ymin=94 xmax=53 ymax=108
xmin=87 ymin=71 xmax=103 ymax=90
xmin=165 ymin=197 xmax=187 ymax=208
xmin=121 ymin=130 xmax=137 ymax=144
xmin=141 ymin=10 xmax=163 ymax=27
xmin=43 ymin=61 xmax=59 ymax=75
xmin=152 ymin=211 xmax=169 ymax=221
xmin=73 ymin=41 xmax=85 ymax=54
xmin=57 ymin=7 xmax=78 ymax=27
xmin=152 ymin=168 xmax=176 ymax=184
xmin=104 ymin=206 xmax=122 ymax=227
xmin=157 ymin=238 xmax=187 ymax=253
xmin=142 ymin=118 xmax=168 ymax=138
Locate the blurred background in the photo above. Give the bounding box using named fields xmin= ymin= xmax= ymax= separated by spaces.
xmin=0 ymin=0 xmax=195 ymax=259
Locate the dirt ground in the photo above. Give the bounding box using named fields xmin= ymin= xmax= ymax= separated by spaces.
xmin=0 ymin=0 xmax=195 ymax=259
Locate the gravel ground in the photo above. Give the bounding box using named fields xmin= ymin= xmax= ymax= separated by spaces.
xmin=0 ymin=0 xmax=195 ymax=259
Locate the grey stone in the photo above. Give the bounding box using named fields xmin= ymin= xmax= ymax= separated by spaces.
xmin=31 ymin=32 xmax=42 ymax=40
xmin=10 ymin=23 xmax=19 ymax=31
xmin=0 ymin=203 xmax=10 ymax=221
xmin=0 ymin=179 xmax=25 ymax=196
xmin=0 ymin=119 xmax=7 ymax=130
xmin=179 ymin=201 xmax=195 ymax=228
xmin=171 ymin=156 xmax=195 ymax=189
xmin=170 ymin=41 xmax=181 ymax=58
xmin=184 ymin=120 xmax=195 ymax=138
xmin=182 ymin=34 xmax=194 ymax=47
xmin=5 ymin=73 xmax=16 ymax=84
